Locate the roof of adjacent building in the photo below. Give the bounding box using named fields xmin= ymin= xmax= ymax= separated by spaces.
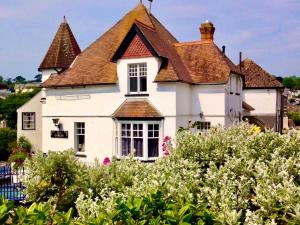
xmin=239 ymin=58 xmax=283 ymax=89
xmin=0 ymin=84 xmax=8 ymax=90
xmin=242 ymin=101 xmax=255 ymax=111
xmin=174 ymin=41 xmax=241 ymax=84
xmin=42 ymin=3 xmax=241 ymax=88
xmin=39 ymin=17 xmax=81 ymax=71
xmin=112 ymin=99 xmax=162 ymax=118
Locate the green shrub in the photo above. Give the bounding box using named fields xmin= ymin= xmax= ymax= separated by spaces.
xmin=288 ymin=112 xmax=300 ymax=126
xmin=9 ymin=136 xmax=32 ymax=168
xmin=0 ymin=128 xmax=16 ymax=161
xmin=17 ymin=123 xmax=300 ymax=224
xmin=22 ymin=149 xmax=89 ymax=212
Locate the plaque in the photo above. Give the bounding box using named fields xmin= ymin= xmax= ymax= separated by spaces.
xmin=51 ymin=131 xmax=68 ymax=138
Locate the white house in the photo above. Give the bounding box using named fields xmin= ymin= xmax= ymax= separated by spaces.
xmin=18 ymin=3 xmax=247 ymax=163
xmin=240 ymin=58 xmax=284 ymax=132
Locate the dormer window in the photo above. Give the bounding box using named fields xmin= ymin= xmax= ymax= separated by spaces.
xmin=128 ymin=63 xmax=147 ymax=93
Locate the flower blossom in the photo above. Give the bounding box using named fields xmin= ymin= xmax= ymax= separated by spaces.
xmin=103 ymin=157 xmax=111 ymax=166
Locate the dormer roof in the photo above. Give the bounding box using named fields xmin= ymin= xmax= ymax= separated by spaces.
xmin=38 ymin=17 xmax=81 ymax=72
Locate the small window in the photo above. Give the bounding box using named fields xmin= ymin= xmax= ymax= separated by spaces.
xmin=195 ymin=121 xmax=211 ymax=132
xmin=148 ymin=124 xmax=159 ymax=157
xmin=128 ymin=63 xmax=147 ymax=93
xmin=75 ymin=122 xmax=85 ymax=152
xmin=22 ymin=112 xmax=35 ymax=130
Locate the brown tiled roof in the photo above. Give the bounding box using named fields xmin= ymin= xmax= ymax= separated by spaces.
xmin=0 ymin=84 xmax=8 ymax=90
xmin=242 ymin=101 xmax=255 ymax=111
xmin=39 ymin=18 xmax=81 ymax=71
xmin=243 ymin=116 xmax=266 ymax=130
xmin=121 ymin=34 xmax=153 ymax=59
xmin=112 ymin=99 xmax=162 ymax=118
xmin=239 ymin=58 xmax=283 ymax=88
xmin=42 ymin=3 xmax=241 ymax=88
xmin=42 ymin=3 xmax=187 ymax=88
xmin=174 ymin=41 xmax=241 ymax=84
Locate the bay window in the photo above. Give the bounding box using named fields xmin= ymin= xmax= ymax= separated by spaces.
xmin=128 ymin=63 xmax=147 ymax=93
xmin=118 ymin=121 xmax=160 ymax=160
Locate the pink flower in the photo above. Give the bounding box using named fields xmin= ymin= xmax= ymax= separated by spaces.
xmin=103 ymin=157 xmax=111 ymax=166
xmin=163 ymin=149 xmax=170 ymax=156
xmin=163 ymin=136 xmax=171 ymax=142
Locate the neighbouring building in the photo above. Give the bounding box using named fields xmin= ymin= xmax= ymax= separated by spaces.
xmin=15 ymin=82 xmax=41 ymax=94
xmin=18 ymin=3 xmax=285 ymax=163
xmin=240 ymin=58 xmax=285 ymax=132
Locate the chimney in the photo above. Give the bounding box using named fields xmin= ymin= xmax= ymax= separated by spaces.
xmin=200 ymin=21 xmax=215 ymax=41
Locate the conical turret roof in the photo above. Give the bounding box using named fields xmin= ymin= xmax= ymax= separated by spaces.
xmin=38 ymin=17 xmax=81 ymax=71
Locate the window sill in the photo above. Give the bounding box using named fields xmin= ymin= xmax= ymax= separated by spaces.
xmin=75 ymin=153 xmax=87 ymax=158
xmin=116 ymin=156 xmax=158 ymax=162
xmin=125 ymin=93 xmax=149 ymax=97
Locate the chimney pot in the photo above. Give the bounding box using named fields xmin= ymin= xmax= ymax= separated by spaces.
xmin=222 ymin=45 xmax=226 ymax=54
xmin=200 ymin=21 xmax=215 ymax=41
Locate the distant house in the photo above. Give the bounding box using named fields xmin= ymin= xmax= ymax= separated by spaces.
xmin=0 ymin=84 xmax=10 ymax=99
xmin=17 ymin=3 xmax=283 ymax=162
xmin=240 ymin=58 xmax=285 ymax=132
xmin=14 ymin=82 xmax=41 ymax=94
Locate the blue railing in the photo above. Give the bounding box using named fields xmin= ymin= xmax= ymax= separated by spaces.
xmin=0 ymin=165 xmax=25 ymax=202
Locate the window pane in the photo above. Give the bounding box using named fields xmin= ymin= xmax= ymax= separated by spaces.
xmin=134 ymin=138 xmax=143 ymax=157
xmin=140 ymin=76 xmax=147 ymax=92
xmin=122 ymin=138 xmax=131 ymax=156
xmin=130 ymin=77 xmax=137 ymax=92
xmin=148 ymin=139 xmax=159 ymax=157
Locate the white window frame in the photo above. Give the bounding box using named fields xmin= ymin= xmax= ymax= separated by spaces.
xmin=128 ymin=63 xmax=147 ymax=94
xmin=75 ymin=122 xmax=85 ymax=152
xmin=195 ymin=121 xmax=211 ymax=132
xmin=22 ymin=112 xmax=35 ymax=130
xmin=116 ymin=120 xmax=161 ymax=161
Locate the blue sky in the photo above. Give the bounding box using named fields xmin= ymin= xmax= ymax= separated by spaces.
xmin=0 ymin=0 xmax=299 ymax=80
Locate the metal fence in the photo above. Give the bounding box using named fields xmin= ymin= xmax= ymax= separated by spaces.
xmin=0 ymin=165 xmax=25 ymax=202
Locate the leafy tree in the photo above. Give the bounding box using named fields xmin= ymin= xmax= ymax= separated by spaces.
xmin=0 ymin=75 xmax=4 ymax=83
xmin=0 ymin=88 xmax=40 ymax=129
xmin=283 ymin=76 xmax=300 ymax=89
xmin=13 ymin=75 xmax=26 ymax=84
xmin=0 ymin=128 xmax=17 ymax=161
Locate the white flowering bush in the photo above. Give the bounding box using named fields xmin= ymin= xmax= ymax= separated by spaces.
xmin=21 ymin=123 xmax=300 ymax=224
xmin=175 ymin=123 xmax=300 ymax=224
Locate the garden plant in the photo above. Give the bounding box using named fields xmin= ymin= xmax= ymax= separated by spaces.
xmin=1 ymin=123 xmax=300 ymax=224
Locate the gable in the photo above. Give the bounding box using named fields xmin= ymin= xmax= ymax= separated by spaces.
xmin=111 ymin=24 xmax=158 ymax=62
xmin=121 ymin=34 xmax=153 ymax=59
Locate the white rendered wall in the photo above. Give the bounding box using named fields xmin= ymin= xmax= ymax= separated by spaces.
xmin=243 ymin=89 xmax=277 ymax=115
xmin=41 ymin=69 xmax=59 ymax=83
xmin=17 ymin=91 xmax=42 ymax=151
xmin=225 ymin=74 xmax=243 ymax=126
xmin=42 ymin=57 xmax=178 ymax=162
xmin=190 ymin=84 xmax=226 ymax=127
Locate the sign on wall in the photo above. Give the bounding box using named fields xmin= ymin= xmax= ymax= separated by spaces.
xmin=51 ymin=131 xmax=68 ymax=138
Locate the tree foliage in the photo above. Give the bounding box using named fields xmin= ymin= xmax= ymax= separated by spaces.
xmin=0 ymin=128 xmax=17 ymax=161
xmin=0 ymin=88 xmax=40 ymax=129
xmin=283 ymin=76 xmax=300 ymax=89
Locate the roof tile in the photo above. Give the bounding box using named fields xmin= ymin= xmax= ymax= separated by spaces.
xmin=39 ymin=19 xmax=81 ymax=71
xmin=113 ymin=99 xmax=162 ymax=118
xmin=240 ymin=58 xmax=283 ymax=88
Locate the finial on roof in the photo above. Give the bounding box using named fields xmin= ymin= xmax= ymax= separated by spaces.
xmin=148 ymin=0 xmax=153 ymax=13
xmin=63 ymin=16 xmax=67 ymax=23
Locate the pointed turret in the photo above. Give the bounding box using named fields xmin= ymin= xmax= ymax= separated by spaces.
xmin=39 ymin=17 xmax=81 ymax=82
